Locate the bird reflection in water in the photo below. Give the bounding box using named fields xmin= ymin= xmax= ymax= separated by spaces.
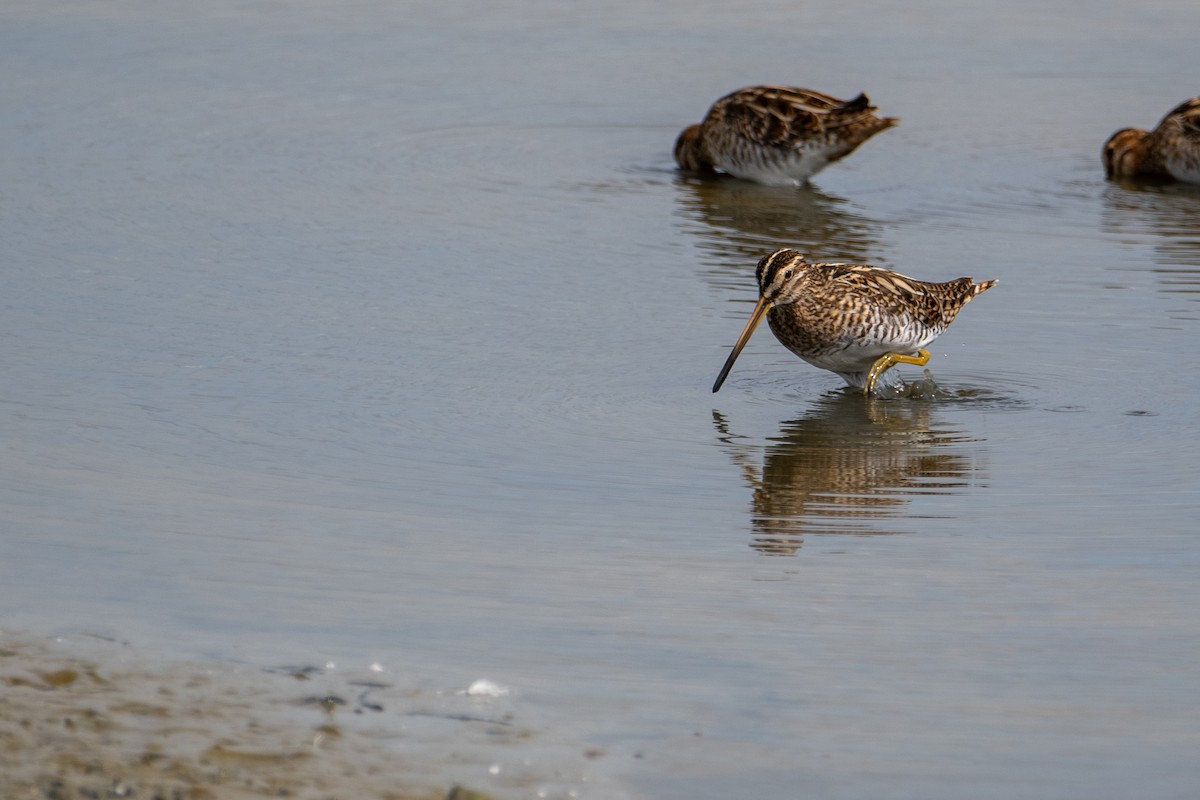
xmin=674 ymin=176 xmax=887 ymax=273
xmin=713 ymin=392 xmax=987 ymax=555
xmin=1101 ymin=182 xmax=1200 ymax=318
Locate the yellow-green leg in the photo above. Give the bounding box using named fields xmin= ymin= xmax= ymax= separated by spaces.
xmin=864 ymin=348 xmax=931 ymax=395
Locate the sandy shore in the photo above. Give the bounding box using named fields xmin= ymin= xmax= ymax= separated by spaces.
xmin=0 ymin=631 xmax=586 ymax=800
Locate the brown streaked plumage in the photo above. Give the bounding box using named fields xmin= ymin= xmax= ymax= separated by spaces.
xmin=675 ymin=86 xmax=898 ymax=186
xmin=712 ymin=249 xmax=997 ymax=395
xmin=1103 ymin=97 xmax=1200 ymax=183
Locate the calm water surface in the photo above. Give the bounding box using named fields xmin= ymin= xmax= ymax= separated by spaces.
xmin=3 ymin=1 xmax=1199 ymax=797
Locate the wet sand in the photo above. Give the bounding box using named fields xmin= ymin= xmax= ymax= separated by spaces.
xmin=0 ymin=631 xmax=546 ymax=800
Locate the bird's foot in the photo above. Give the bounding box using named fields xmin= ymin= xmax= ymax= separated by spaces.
xmin=864 ymin=348 xmax=931 ymax=395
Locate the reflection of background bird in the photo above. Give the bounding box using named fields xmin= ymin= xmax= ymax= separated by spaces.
xmin=673 ymin=177 xmax=887 ymax=269
xmin=1101 ymin=183 xmax=1200 ymax=318
xmin=1103 ymin=97 xmax=1200 ymax=184
xmin=675 ymin=86 xmax=898 ymax=186
xmin=713 ymin=396 xmax=986 ymax=556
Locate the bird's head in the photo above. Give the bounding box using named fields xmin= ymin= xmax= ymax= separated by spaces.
xmin=712 ymin=249 xmax=809 ymax=392
xmin=756 ymin=248 xmax=810 ymax=307
xmin=1102 ymin=128 xmax=1150 ymax=178
xmin=673 ymin=124 xmax=708 ymax=172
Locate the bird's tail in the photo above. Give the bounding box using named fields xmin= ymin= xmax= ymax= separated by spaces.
xmin=971 ymin=279 xmax=998 ymax=297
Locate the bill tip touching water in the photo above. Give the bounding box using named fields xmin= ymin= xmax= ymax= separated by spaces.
xmin=712 ymin=249 xmax=996 ymax=396
xmin=675 ymin=85 xmax=898 ymax=186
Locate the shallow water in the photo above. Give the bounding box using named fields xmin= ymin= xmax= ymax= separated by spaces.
xmin=3 ymin=1 xmax=1200 ymax=797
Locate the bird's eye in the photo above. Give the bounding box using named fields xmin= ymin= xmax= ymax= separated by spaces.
xmin=782 ymin=269 xmax=793 ymax=280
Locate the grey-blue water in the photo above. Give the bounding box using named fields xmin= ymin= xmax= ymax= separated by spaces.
xmin=3 ymin=1 xmax=1199 ymax=797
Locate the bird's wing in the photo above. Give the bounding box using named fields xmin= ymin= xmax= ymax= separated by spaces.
xmin=717 ymin=86 xmax=880 ymax=146
xmin=1161 ymin=97 xmax=1200 ymax=137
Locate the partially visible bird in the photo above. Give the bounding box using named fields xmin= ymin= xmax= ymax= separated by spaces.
xmin=674 ymin=86 xmax=898 ymax=186
xmin=1103 ymin=97 xmax=1200 ymax=183
xmin=712 ymin=249 xmax=997 ymax=395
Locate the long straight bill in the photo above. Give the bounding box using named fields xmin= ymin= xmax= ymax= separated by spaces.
xmin=711 ymin=296 xmax=771 ymax=393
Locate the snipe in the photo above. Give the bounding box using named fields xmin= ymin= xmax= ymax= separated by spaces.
xmin=712 ymin=249 xmax=997 ymax=395
xmin=675 ymin=86 xmax=898 ymax=186
xmin=1103 ymin=97 xmax=1200 ymax=183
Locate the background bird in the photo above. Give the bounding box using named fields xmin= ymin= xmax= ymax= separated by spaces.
xmin=1103 ymin=96 xmax=1200 ymax=183
xmin=675 ymin=85 xmax=898 ymax=186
